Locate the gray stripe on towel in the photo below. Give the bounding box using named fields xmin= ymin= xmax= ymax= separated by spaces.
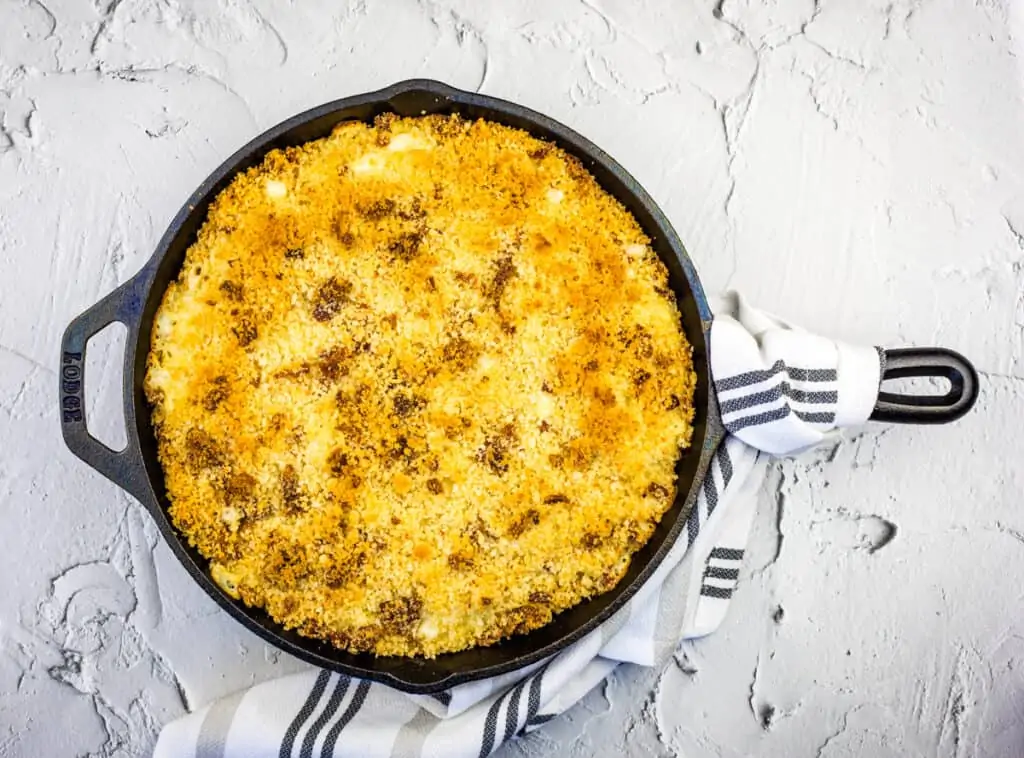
xmin=653 ymin=546 xmax=697 ymax=662
xmin=726 ymin=406 xmax=836 ymax=432
xmin=705 ymin=566 xmax=740 ymax=581
xmin=700 ymin=584 xmax=734 ymax=599
xmin=321 ymin=680 xmax=371 ymax=756
xmin=196 ymin=690 xmax=247 ymax=758
xmin=391 ymin=707 xmax=441 ymax=758
xmin=719 ymin=383 xmax=837 ymax=415
xmin=719 ymin=443 xmax=733 ymax=488
xmin=715 ymin=361 xmax=837 ymax=392
xmin=503 ymin=679 xmax=530 ymax=744
xmin=703 ymin=466 xmax=719 ymax=516
xmin=709 ymin=547 xmax=744 ymax=561
xmin=299 ymin=676 xmax=349 ymax=758
xmin=429 ymin=691 xmax=452 ymax=707
xmin=278 ymin=670 xmax=330 ymax=758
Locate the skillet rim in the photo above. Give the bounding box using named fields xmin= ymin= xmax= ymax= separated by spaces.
xmin=60 ymin=78 xmax=723 ymax=693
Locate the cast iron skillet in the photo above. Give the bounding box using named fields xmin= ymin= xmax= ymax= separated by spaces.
xmin=58 ymin=79 xmax=979 ymax=694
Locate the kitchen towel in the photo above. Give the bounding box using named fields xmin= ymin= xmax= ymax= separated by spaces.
xmin=154 ymin=292 xmax=883 ymax=758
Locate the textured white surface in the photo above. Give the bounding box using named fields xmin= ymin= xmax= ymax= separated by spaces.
xmin=2 ymin=0 xmax=1023 ymax=755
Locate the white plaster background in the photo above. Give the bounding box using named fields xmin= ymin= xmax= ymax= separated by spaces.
xmin=2 ymin=0 xmax=1024 ymax=755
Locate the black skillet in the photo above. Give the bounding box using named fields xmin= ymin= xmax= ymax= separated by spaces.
xmin=58 ymin=79 xmax=978 ymax=694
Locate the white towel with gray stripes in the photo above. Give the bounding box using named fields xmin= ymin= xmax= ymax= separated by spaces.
xmin=154 ymin=292 xmax=883 ymax=758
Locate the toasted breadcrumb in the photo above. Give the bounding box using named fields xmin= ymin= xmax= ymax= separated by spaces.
xmin=145 ymin=114 xmax=696 ymax=658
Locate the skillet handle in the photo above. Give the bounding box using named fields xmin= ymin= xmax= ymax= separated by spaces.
xmin=59 ymin=282 xmax=151 ymax=505
xmin=869 ymin=347 xmax=979 ymax=424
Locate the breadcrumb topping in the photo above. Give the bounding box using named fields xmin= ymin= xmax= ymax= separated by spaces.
xmin=145 ymin=114 xmax=696 ymax=658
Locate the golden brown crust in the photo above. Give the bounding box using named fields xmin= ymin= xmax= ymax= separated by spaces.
xmin=145 ymin=114 xmax=696 ymax=658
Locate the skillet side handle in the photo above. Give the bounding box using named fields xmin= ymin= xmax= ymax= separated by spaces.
xmin=870 ymin=347 xmax=979 ymax=424
xmin=59 ymin=283 xmax=151 ymax=505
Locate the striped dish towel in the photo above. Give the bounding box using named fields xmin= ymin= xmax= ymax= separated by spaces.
xmin=154 ymin=292 xmax=882 ymax=758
